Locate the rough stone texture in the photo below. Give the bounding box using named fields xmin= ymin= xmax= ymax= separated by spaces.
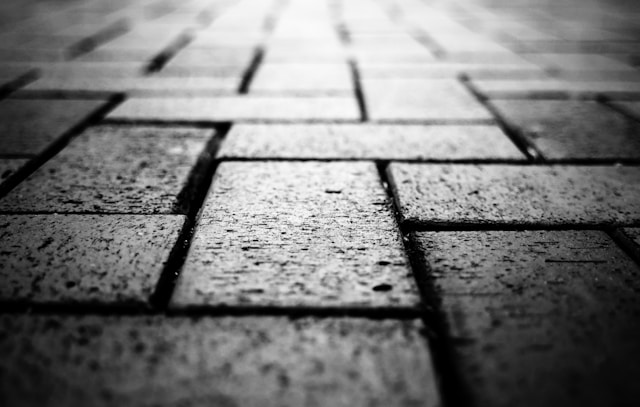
xmin=0 ymin=159 xmax=27 ymax=184
xmin=388 ymin=164 xmax=640 ymax=226
xmin=363 ymin=79 xmax=493 ymax=122
xmin=172 ymin=162 xmax=419 ymax=309
xmin=0 ymin=215 xmax=185 ymax=304
xmin=414 ymin=230 xmax=640 ymax=407
xmin=490 ymin=100 xmax=640 ymax=160
xmin=219 ymin=123 xmax=524 ymax=160
xmin=108 ymin=96 xmax=360 ymax=122
xmin=0 ymin=315 xmax=439 ymax=407
xmin=250 ymin=63 xmax=353 ymax=94
xmin=0 ymin=98 xmax=108 ymax=156
xmin=0 ymin=125 xmax=214 ymax=214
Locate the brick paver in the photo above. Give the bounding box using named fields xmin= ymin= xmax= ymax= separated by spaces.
xmin=414 ymin=230 xmax=640 ymax=407
xmin=0 ymin=215 xmax=185 ymax=305
xmin=0 ymin=125 xmax=215 ymax=214
xmin=2 ymin=0 xmax=640 ymax=405
xmin=388 ymin=164 xmax=640 ymax=226
xmin=0 ymin=315 xmax=439 ymax=407
xmin=172 ymin=161 xmax=419 ymax=309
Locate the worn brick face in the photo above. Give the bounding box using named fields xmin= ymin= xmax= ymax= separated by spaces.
xmin=172 ymin=162 xmax=419 ymax=309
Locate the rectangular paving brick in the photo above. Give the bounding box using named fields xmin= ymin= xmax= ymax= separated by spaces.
xmin=219 ymin=124 xmax=524 ymax=160
xmin=250 ymin=63 xmax=353 ymax=94
xmin=0 ymin=125 xmax=214 ymax=214
xmin=414 ymin=230 xmax=640 ymax=407
xmin=172 ymin=162 xmax=419 ymax=309
xmin=522 ymin=53 xmax=637 ymax=72
xmin=358 ymin=63 xmax=548 ymax=80
xmin=388 ymin=164 xmax=640 ymax=226
xmin=471 ymin=78 xmax=640 ymax=98
xmin=0 ymin=315 xmax=438 ymax=407
xmin=108 ymin=96 xmax=360 ymax=122
xmin=0 ymin=214 xmax=185 ymax=305
xmin=0 ymin=98 xmax=108 ymax=156
xmin=363 ymin=79 xmax=493 ymax=122
xmin=490 ymin=100 xmax=640 ymax=160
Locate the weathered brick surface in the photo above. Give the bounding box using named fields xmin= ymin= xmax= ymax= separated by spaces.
xmin=388 ymin=164 xmax=640 ymax=226
xmin=490 ymin=100 xmax=640 ymax=160
xmin=0 ymin=315 xmax=439 ymax=407
xmin=172 ymin=162 xmax=419 ymax=309
xmin=108 ymin=96 xmax=360 ymax=122
xmin=471 ymin=78 xmax=640 ymax=98
xmin=414 ymin=230 xmax=640 ymax=407
xmin=0 ymin=215 xmax=185 ymax=305
xmin=0 ymin=125 xmax=214 ymax=214
xmin=219 ymin=123 xmax=524 ymax=160
xmin=363 ymin=79 xmax=493 ymax=122
xmin=250 ymin=63 xmax=353 ymax=94
xmin=0 ymin=98 xmax=108 ymax=156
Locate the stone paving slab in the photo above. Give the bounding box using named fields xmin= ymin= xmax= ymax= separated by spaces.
xmin=172 ymin=162 xmax=419 ymax=309
xmin=0 ymin=98 xmax=109 ymax=157
xmin=363 ymin=79 xmax=493 ymax=122
xmin=0 ymin=125 xmax=214 ymax=214
xmin=108 ymin=96 xmax=360 ymax=122
xmin=0 ymin=315 xmax=439 ymax=407
xmin=522 ymin=53 xmax=637 ymax=72
xmin=413 ymin=230 xmax=640 ymax=407
xmin=490 ymin=100 xmax=640 ymax=160
xmin=0 ymin=214 xmax=185 ymax=305
xmin=218 ymin=123 xmax=524 ymax=160
xmin=388 ymin=164 xmax=640 ymax=226
xmin=471 ymin=78 xmax=640 ymax=99
xmin=249 ymin=63 xmax=353 ymax=94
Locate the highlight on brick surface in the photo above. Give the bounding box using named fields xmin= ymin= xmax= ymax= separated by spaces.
xmin=1 ymin=0 xmax=640 ymax=406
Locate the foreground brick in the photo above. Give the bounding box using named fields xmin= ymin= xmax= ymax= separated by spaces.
xmin=219 ymin=124 xmax=524 ymax=160
xmin=388 ymin=164 xmax=640 ymax=226
xmin=0 ymin=125 xmax=214 ymax=214
xmin=0 ymin=315 xmax=439 ymax=407
xmin=108 ymin=96 xmax=360 ymax=122
xmin=0 ymin=215 xmax=184 ymax=305
xmin=414 ymin=230 xmax=640 ymax=407
xmin=172 ymin=162 xmax=419 ymax=309
xmin=0 ymin=98 xmax=108 ymax=156
xmin=363 ymin=79 xmax=493 ymax=122
xmin=490 ymin=100 xmax=640 ymax=160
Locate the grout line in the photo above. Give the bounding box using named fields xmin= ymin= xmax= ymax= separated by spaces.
xmin=375 ymin=160 xmax=472 ymax=407
xmin=607 ymin=228 xmax=640 ymax=268
xmin=0 ymin=69 xmax=40 ymax=101
xmin=145 ymin=30 xmax=195 ymax=74
xmin=66 ymin=18 xmax=131 ymax=60
xmin=459 ymin=75 xmax=545 ymax=162
xmin=0 ymin=93 xmax=125 ymax=200
xmin=349 ymin=59 xmax=369 ymax=122
xmin=149 ymin=123 xmax=231 ymax=309
xmin=238 ymin=47 xmax=265 ymax=94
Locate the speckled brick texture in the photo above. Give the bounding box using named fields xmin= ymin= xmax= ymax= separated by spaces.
xmin=0 ymin=315 xmax=440 ymax=407
xmin=388 ymin=164 xmax=640 ymax=226
xmin=219 ymin=124 xmax=524 ymax=160
xmin=0 ymin=215 xmax=185 ymax=305
xmin=172 ymin=162 xmax=419 ymax=309
xmin=0 ymin=125 xmax=215 ymax=214
xmin=413 ymin=230 xmax=640 ymax=407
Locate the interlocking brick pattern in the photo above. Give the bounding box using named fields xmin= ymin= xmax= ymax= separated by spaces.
xmin=0 ymin=0 xmax=639 ymax=406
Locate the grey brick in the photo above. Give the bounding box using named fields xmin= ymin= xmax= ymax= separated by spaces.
xmin=363 ymin=79 xmax=493 ymax=122
xmin=219 ymin=124 xmax=524 ymax=160
xmin=522 ymin=53 xmax=636 ymax=72
xmin=414 ymin=230 xmax=640 ymax=407
xmin=388 ymin=164 xmax=640 ymax=226
xmin=0 ymin=214 xmax=184 ymax=304
xmin=490 ymin=100 xmax=640 ymax=160
xmin=0 ymin=98 xmax=108 ymax=156
xmin=0 ymin=315 xmax=439 ymax=407
xmin=172 ymin=162 xmax=419 ymax=309
xmin=0 ymin=159 xmax=27 ymax=185
xmin=471 ymin=78 xmax=640 ymax=98
xmin=358 ymin=63 xmax=548 ymax=80
xmin=250 ymin=63 xmax=353 ymax=94
xmin=0 ymin=125 xmax=214 ymax=214
xmin=108 ymin=96 xmax=360 ymax=122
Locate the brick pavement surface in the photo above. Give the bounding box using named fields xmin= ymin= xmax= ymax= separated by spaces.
xmin=0 ymin=0 xmax=640 ymax=406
